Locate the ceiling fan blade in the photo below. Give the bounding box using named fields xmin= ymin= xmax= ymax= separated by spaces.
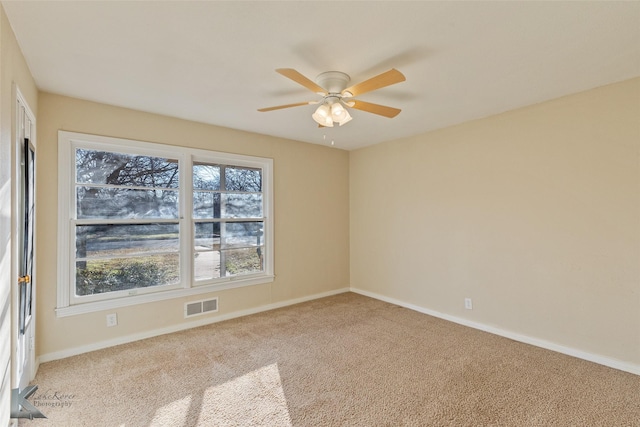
xmin=350 ymin=100 xmax=401 ymax=118
xmin=342 ymin=68 xmax=406 ymax=97
xmin=258 ymin=101 xmax=315 ymax=112
xmin=276 ymin=68 xmax=327 ymax=95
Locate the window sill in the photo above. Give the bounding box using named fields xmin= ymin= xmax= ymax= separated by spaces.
xmin=55 ymin=274 xmax=275 ymax=317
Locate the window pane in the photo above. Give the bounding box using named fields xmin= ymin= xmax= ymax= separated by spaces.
xmin=193 ymin=222 xmax=220 ymax=280
xmin=194 ymin=250 xmax=221 ymax=281
xmin=193 ymin=163 xmax=220 ymax=190
xmin=221 ymin=221 xmax=264 ymax=249
xmin=194 ymin=246 xmax=264 ymax=281
xmin=222 ymin=193 xmax=263 ymax=218
xmin=77 ymin=187 xmax=179 ymax=219
xmin=76 ymin=149 xmax=179 ymax=188
xmin=225 ymin=167 xmax=261 ymax=192
xmin=194 ymin=222 xmax=264 ymax=281
xmin=193 ymin=193 xmax=262 ymax=219
xmin=76 ymin=223 xmax=179 ymax=259
xmin=194 ymin=222 xmax=221 ymax=250
xmin=75 ymin=254 xmax=179 ymax=296
xmin=223 ymin=247 xmax=264 ymax=276
xmin=194 ymin=222 xmax=221 ymax=281
xmin=193 ymin=192 xmax=221 ymax=219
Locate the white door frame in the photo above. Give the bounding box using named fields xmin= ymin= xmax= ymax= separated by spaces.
xmin=11 ymin=86 xmax=37 ymax=392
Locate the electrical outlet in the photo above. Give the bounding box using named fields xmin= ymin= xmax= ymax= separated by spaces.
xmin=464 ymin=298 xmax=473 ymax=310
xmin=106 ymin=313 xmax=118 ymax=327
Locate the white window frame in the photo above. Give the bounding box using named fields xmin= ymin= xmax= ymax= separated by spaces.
xmin=56 ymin=131 xmax=274 ymax=317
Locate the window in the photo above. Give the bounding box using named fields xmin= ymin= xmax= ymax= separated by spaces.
xmin=57 ymin=131 xmax=273 ymax=316
xmin=193 ymin=163 xmax=265 ymax=281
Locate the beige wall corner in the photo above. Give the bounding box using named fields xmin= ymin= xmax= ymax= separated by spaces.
xmin=350 ymin=77 xmax=640 ymax=368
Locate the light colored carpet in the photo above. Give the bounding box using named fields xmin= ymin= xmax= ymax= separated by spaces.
xmin=20 ymin=293 xmax=640 ymax=426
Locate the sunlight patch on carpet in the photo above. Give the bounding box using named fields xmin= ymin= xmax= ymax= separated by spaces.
xmin=150 ymin=395 xmax=192 ymax=426
xmin=198 ymin=363 xmax=292 ymax=426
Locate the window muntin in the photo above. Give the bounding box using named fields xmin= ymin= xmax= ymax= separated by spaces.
xmin=58 ymin=131 xmax=273 ymax=315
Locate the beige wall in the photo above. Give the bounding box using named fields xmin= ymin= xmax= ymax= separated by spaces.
xmin=0 ymin=4 xmax=38 ymax=423
xmin=36 ymin=93 xmax=350 ymax=356
xmin=350 ymin=78 xmax=640 ymax=366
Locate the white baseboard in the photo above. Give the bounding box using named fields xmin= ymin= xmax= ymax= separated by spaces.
xmin=350 ymin=287 xmax=640 ymax=376
xmin=39 ymin=287 xmax=350 ymax=363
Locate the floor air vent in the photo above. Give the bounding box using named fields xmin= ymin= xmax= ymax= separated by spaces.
xmin=185 ymin=297 xmax=218 ymax=318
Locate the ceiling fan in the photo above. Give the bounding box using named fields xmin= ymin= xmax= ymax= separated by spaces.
xmin=258 ymin=68 xmax=406 ymax=127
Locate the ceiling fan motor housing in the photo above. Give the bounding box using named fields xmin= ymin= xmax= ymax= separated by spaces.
xmin=315 ymin=71 xmax=351 ymax=94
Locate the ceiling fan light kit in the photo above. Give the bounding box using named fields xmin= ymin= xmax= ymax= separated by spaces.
xmin=312 ymin=103 xmax=333 ymax=127
xmin=259 ymin=68 xmax=406 ymax=128
xmin=311 ymin=97 xmax=353 ymax=127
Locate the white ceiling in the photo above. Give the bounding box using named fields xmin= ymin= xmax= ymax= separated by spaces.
xmin=3 ymin=1 xmax=640 ymax=151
